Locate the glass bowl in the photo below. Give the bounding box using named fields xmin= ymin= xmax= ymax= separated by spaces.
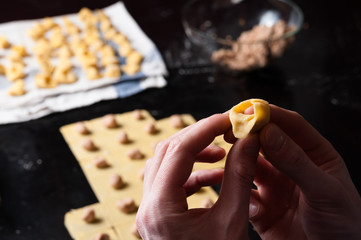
xmin=182 ymin=0 xmax=304 ymax=72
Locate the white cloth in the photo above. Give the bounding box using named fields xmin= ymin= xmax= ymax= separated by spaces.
xmin=0 ymin=2 xmax=167 ymax=124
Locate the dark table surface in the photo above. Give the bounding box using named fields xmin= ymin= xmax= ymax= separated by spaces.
xmin=0 ymin=0 xmax=361 ymax=239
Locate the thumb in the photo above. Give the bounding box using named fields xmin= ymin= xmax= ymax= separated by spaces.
xmin=260 ymin=123 xmax=333 ymax=199
xmin=214 ymin=134 xmax=259 ymax=222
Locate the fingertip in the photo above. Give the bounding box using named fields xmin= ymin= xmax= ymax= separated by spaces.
xmin=249 ymin=199 xmax=264 ymax=224
xmin=249 ymin=202 xmax=259 ymax=218
xmin=249 ymin=189 xmax=265 ymax=222
xmin=195 ymin=144 xmax=226 ymax=163
xmin=183 ymin=169 xmax=224 ymax=196
xmin=244 ymin=106 xmax=254 ymax=115
xmin=224 ymin=129 xmax=237 ymax=143
xmin=208 ymin=144 xmax=227 ymax=156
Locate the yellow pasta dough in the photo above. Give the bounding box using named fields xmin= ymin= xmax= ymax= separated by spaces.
xmin=127 ymin=51 xmax=143 ymax=65
xmin=8 ymin=79 xmax=26 ymax=96
xmin=35 ymin=73 xmax=58 ymax=88
xmin=61 ymin=111 xmax=229 ymax=239
xmin=122 ymin=63 xmax=140 ymax=76
xmin=5 ymin=62 xmax=25 ymax=81
xmin=11 ymin=45 xmax=27 ymax=57
xmin=104 ymin=64 xmax=121 ymax=78
xmin=85 ymin=66 xmax=101 ymax=80
xmin=0 ymin=64 xmax=5 ymax=75
xmin=27 ymin=23 xmax=46 ymax=40
xmin=0 ymin=35 xmax=10 ymax=48
xmin=229 ymin=99 xmax=270 ymax=138
xmin=42 ymin=17 xmax=58 ymax=31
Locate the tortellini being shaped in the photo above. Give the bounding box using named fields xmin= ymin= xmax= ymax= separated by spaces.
xmin=229 ymin=99 xmax=270 ymax=138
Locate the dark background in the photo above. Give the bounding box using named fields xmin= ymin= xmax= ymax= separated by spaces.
xmin=0 ymin=0 xmax=361 ymax=239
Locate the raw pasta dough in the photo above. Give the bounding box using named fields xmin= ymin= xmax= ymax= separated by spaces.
xmin=229 ymin=99 xmax=270 ymax=138
xmin=61 ymin=110 xmax=230 ymax=239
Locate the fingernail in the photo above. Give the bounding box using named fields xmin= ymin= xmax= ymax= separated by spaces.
xmin=249 ymin=202 xmax=259 ymax=218
xmin=265 ymin=125 xmax=284 ymax=152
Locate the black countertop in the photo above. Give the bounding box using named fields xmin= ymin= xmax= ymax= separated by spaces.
xmin=0 ymin=0 xmax=360 ymax=239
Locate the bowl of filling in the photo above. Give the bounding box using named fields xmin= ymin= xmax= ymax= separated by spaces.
xmin=182 ymin=0 xmax=304 ymax=72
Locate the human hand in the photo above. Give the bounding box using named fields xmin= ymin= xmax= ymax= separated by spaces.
xmin=136 ymin=113 xmax=260 ymax=240
xmin=247 ymin=105 xmax=361 ymax=239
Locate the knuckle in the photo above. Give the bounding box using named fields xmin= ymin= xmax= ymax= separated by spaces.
xmin=232 ymin=164 xmax=255 ymax=187
xmin=136 ymin=201 xmax=163 ymax=230
xmin=154 ymin=139 xmax=168 ymax=154
xmin=198 ymin=113 xmax=222 ymax=127
xmin=291 ymin=110 xmax=304 ymax=120
xmin=167 ymin=135 xmax=185 ymax=155
xmin=287 ymin=146 xmax=309 ymax=170
xmin=287 ymin=109 xmax=305 ymax=123
xmin=209 ymin=113 xmax=224 ymax=120
xmin=305 ymin=180 xmax=349 ymax=210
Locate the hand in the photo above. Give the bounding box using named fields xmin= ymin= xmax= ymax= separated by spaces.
xmin=136 ymin=113 xmax=260 ymax=240
xmin=248 ymin=105 xmax=361 ymax=239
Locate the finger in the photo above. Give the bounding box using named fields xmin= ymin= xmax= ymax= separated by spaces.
xmin=144 ymin=128 xmax=226 ymax=195
xmin=144 ymin=139 xmax=226 ymax=195
xmin=142 ymin=158 xmax=153 ymax=196
xmin=253 ymin=155 xmax=291 ymax=192
xmin=253 ymin=155 xmax=276 ymax=186
xmin=142 ymin=140 xmax=169 ymax=196
xmin=249 ymin=156 xmax=295 ymax=227
xmin=223 ymin=129 xmax=237 ymax=144
xmin=143 ymin=120 xmax=205 ymax=194
xmin=244 ymin=106 xmax=254 ymax=114
xmin=269 ymin=105 xmax=340 ymax=166
xmin=153 ymin=113 xmax=231 ymax=203
xmin=250 ymin=155 xmax=284 ymax=210
xmin=183 ymin=169 xmax=224 ymax=196
xmin=260 ymin=123 xmax=335 ymax=199
xmin=214 ymin=134 xmax=260 ymax=222
xmin=195 ymin=144 xmax=226 ymax=163
xmin=249 ymin=189 xmax=262 ymax=219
